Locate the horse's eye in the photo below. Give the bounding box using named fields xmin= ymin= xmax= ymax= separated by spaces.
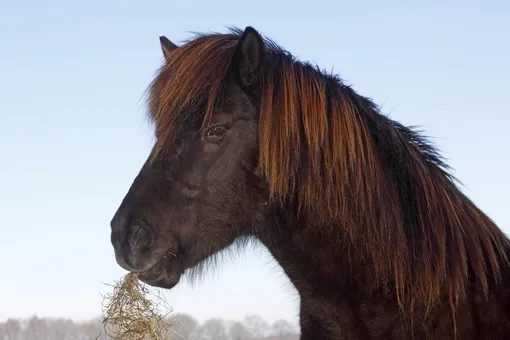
xmin=204 ymin=125 xmax=227 ymax=139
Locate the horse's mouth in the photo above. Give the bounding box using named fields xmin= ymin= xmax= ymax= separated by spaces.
xmin=136 ymin=252 xmax=184 ymax=289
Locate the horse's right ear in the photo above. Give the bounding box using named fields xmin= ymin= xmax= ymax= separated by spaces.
xmin=159 ymin=36 xmax=178 ymax=61
xmin=232 ymin=26 xmax=265 ymax=88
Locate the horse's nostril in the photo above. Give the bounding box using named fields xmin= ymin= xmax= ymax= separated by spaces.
xmin=128 ymin=222 xmax=155 ymax=250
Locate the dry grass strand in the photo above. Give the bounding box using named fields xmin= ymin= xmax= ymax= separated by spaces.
xmin=101 ymin=273 xmax=176 ymax=340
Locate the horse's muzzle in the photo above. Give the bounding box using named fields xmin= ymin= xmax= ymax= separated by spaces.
xmin=110 ymin=214 xmax=162 ymax=272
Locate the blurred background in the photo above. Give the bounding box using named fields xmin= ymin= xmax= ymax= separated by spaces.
xmin=1 ymin=0 xmax=509 ymax=338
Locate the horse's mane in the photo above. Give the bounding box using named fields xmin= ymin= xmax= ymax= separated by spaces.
xmin=147 ymin=27 xmax=509 ymax=316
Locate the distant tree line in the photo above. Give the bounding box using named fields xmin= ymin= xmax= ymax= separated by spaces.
xmin=0 ymin=314 xmax=299 ymax=339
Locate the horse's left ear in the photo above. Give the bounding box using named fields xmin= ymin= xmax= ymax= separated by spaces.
xmin=159 ymin=36 xmax=178 ymax=61
xmin=232 ymin=26 xmax=265 ymax=88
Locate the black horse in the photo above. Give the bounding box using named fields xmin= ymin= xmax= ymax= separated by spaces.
xmin=110 ymin=26 xmax=510 ymax=339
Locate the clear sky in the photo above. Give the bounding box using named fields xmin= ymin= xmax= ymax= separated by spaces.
xmin=1 ymin=0 xmax=509 ymax=327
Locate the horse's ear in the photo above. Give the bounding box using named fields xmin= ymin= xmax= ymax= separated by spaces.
xmin=159 ymin=36 xmax=178 ymax=61
xmin=232 ymin=26 xmax=265 ymax=88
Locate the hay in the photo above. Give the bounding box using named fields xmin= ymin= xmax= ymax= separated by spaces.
xmin=100 ymin=273 xmax=176 ymax=340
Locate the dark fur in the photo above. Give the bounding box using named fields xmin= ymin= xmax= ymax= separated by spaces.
xmin=110 ymin=26 xmax=510 ymax=339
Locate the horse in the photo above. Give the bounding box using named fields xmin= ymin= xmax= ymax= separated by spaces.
xmin=109 ymin=26 xmax=510 ymax=339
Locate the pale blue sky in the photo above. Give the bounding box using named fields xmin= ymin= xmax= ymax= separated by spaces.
xmin=1 ymin=0 xmax=509 ymax=327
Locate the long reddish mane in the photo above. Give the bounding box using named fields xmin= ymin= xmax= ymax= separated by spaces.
xmin=146 ymin=27 xmax=510 ymax=319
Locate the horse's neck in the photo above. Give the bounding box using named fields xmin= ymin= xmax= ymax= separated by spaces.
xmin=257 ymin=215 xmax=510 ymax=339
xmin=257 ymin=219 xmax=391 ymax=338
xmin=259 ymin=216 xmax=371 ymax=290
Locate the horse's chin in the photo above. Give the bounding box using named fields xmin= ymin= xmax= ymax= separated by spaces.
xmin=136 ymin=254 xmax=183 ymax=289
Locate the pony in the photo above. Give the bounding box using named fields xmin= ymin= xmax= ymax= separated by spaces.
xmin=109 ymin=26 xmax=510 ymax=339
